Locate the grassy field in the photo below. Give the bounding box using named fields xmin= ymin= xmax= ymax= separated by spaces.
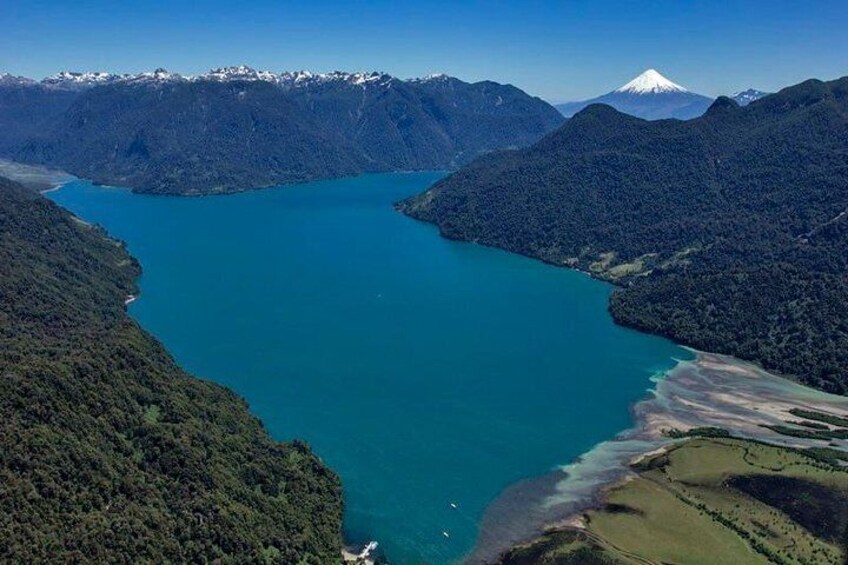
xmin=587 ymin=475 xmax=766 ymax=564
xmin=500 ymin=438 xmax=848 ymax=565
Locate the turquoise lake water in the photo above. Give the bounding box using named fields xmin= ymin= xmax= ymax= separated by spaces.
xmin=49 ymin=172 xmax=688 ymax=564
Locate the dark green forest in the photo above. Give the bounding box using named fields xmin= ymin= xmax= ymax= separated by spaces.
xmin=400 ymin=76 xmax=848 ymax=393
xmin=0 ymin=73 xmax=562 ymax=195
xmin=0 ymin=176 xmax=343 ymax=562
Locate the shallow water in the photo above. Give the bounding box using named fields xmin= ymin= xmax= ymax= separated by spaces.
xmin=49 ymin=173 xmax=689 ymax=563
xmin=468 ymin=351 xmax=848 ymax=562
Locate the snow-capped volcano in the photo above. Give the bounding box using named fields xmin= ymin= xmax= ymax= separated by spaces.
xmin=615 ymin=69 xmax=688 ymax=94
xmin=556 ymin=68 xmax=713 ymax=120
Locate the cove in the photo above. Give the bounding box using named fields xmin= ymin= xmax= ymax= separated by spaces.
xmin=49 ymin=172 xmax=689 ymax=564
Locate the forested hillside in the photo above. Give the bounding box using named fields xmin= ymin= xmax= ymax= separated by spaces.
xmin=13 ymin=79 xmax=369 ymax=195
xmin=400 ymin=77 xmax=848 ymax=393
xmin=0 ymin=176 xmax=343 ymax=561
xmin=0 ymin=69 xmax=563 ymax=195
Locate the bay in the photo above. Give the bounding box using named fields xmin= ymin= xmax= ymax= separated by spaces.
xmin=49 ymin=172 xmax=689 ymax=564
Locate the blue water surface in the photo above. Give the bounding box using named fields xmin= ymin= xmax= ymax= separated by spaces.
xmin=50 ymin=173 xmax=688 ymax=564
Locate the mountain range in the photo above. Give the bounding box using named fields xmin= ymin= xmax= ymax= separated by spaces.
xmin=0 ymin=67 xmax=564 ymax=195
xmin=556 ymin=69 xmax=768 ymax=120
xmin=1 ymin=55 xmax=845 ymax=565
xmin=401 ymin=76 xmax=848 ymax=393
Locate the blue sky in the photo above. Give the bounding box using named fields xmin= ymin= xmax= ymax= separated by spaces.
xmin=2 ymin=0 xmax=847 ymax=102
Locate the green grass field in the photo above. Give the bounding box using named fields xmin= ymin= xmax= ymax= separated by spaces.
xmin=500 ymin=438 xmax=848 ymax=565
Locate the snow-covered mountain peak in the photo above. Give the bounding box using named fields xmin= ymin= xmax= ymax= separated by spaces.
xmin=48 ymin=70 xmax=114 ymax=81
xmin=273 ymin=70 xmax=391 ymax=89
xmin=4 ymin=67 xmax=462 ymax=92
xmin=348 ymin=71 xmax=392 ymax=86
xmin=730 ymin=88 xmax=769 ymax=106
xmin=406 ymin=73 xmax=459 ymax=85
xmin=126 ymin=68 xmax=184 ymax=83
xmin=42 ymin=70 xmax=121 ymax=89
xmin=615 ymin=69 xmax=688 ymax=94
xmin=200 ymin=65 xmax=278 ymax=82
xmin=321 ymin=71 xmax=391 ymax=86
xmin=279 ymin=70 xmax=316 ymax=84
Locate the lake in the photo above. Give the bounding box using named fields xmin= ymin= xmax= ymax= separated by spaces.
xmin=49 ymin=172 xmax=688 ymax=564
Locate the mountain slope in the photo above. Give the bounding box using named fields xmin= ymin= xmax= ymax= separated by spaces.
xmin=400 ymin=76 xmax=848 ymax=393
xmin=0 ymin=67 xmax=564 ymax=195
xmin=14 ymin=79 xmax=369 ymax=195
xmin=0 ymin=79 xmax=80 ymax=153
xmin=0 ymin=176 xmax=343 ymax=561
xmin=556 ymin=69 xmax=714 ymax=120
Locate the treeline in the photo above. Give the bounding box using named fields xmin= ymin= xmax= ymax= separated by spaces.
xmin=0 ymin=176 xmax=343 ymax=562
xmin=400 ymin=76 xmax=848 ymax=393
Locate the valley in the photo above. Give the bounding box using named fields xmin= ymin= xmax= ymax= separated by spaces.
xmin=41 ymin=164 xmax=848 ymax=563
xmin=3 ymin=4 xmax=847 ymax=561
xmin=45 ymin=173 xmax=689 ymax=563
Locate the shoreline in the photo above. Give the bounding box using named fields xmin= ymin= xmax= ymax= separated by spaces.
xmin=0 ymin=158 xmax=74 ymax=192
xmin=39 ymin=178 xmax=75 ymax=194
xmin=39 ymin=172 xmax=845 ymax=563
xmin=342 ymin=541 xmax=378 ymax=564
xmin=466 ymin=350 xmax=848 ymax=563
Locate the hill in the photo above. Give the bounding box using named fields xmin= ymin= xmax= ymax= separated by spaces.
xmin=0 ymin=67 xmax=564 ymax=195
xmin=555 ymin=69 xmax=714 ymax=120
xmin=400 ymin=76 xmax=848 ymax=393
xmin=0 ymin=176 xmax=343 ymax=561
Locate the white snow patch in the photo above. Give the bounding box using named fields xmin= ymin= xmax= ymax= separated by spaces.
xmin=615 ymin=69 xmax=688 ymax=94
xmin=19 ymin=67 xmax=468 ymax=91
